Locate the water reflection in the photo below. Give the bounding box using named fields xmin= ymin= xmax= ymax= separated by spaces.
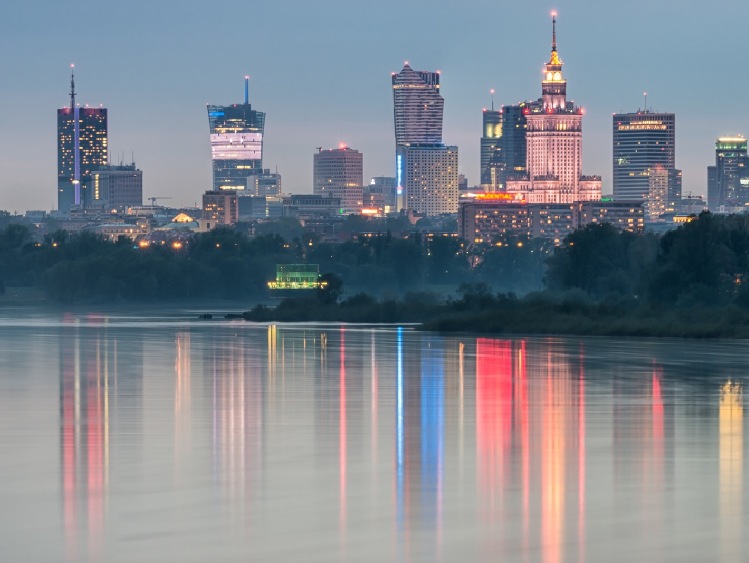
xmin=59 ymin=317 xmax=143 ymax=562
xmin=720 ymin=380 xmax=743 ymax=562
xmin=0 ymin=314 xmax=741 ymax=562
xmin=208 ymin=332 xmax=265 ymax=526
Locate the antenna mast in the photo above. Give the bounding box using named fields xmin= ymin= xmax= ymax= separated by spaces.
xmin=69 ymin=64 xmax=76 ymax=109
xmin=244 ymin=75 xmax=249 ymax=105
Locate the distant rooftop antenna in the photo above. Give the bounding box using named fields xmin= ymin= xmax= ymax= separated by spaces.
xmin=490 ymin=88 xmax=495 ymax=111
xmin=244 ymin=75 xmax=249 ymax=104
xmin=643 ymin=91 xmax=648 ymax=112
xmin=69 ymin=64 xmax=76 ymax=109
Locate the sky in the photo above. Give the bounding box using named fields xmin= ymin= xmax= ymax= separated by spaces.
xmin=1 ymin=0 xmax=749 ymax=212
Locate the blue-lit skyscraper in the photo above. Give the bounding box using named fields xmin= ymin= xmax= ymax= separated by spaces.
xmin=207 ymin=77 xmax=266 ymax=191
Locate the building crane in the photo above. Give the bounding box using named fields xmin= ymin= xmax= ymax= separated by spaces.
xmin=147 ymin=196 xmax=172 ymax=206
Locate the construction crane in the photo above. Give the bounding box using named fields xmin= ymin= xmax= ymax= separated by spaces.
xmin=147 ymin=196 xmax=172 ymax=206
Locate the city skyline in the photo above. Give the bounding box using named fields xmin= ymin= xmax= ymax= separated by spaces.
xmin=2 ymin=0 xmax=749 ymax=212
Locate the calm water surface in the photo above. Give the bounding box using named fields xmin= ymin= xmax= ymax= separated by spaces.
xmin=0 ymin=308 xmax=746 ymax=562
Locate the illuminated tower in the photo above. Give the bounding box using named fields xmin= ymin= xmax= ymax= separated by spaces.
xmin=613 ymin=109 xmax=677 ymax=203
xmin=707 ymin=137 xmax=749 ymax=212
xmin=506 ymin=14 xmax=601 ymax=204
xmin=57 ymin=66 xmax=108 ymax=211
xmin=207 ymin=76 xmax=266 ymax=191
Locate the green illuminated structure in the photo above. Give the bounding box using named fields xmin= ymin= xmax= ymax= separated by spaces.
xmin=268 ymin=264 xmax=324 ymax=290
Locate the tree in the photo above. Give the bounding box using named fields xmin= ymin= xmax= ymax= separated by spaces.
xmin=317 ymin=273 xmax=344 ymax=305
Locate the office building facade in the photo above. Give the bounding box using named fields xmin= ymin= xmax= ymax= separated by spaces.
xmin=397 ymin=144 xmax=458 ymax=216
xmin=506 ymin=15 xmax=601 ymax=204
xmin=707 ymin=136 xmax=749 ymax=212
xmin=391 ymin=63 xmax=443 ymax=146
xmin=249 ymin=169 xmax=282 ymax=197
xmin=480 ymin=103 xmax=530 ymax=191
xmin=207 ymin=77 xmax=265 ymax=191
xmin=202 ymin=190 xmax=238 ymax=225
xmin=313 ymin=146 xmax=363 ymax=214
xmin=90 ymin=163 xmax=143 ymax=211
xmin=459 ymin=195 xmax=643 ymax=244
xmin=480 ymin=108 xmax=502 ymax=188
xmin=366 ymin=176 xmax=397 ymax=211
xmin=613 ymin=111 xmax=677 ymax=202
xmin=57 ymin=68 xmax=108 ymax=211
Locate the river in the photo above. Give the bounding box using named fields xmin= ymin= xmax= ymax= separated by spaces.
xmin=0 ymin=308 xmax=745 ymax=562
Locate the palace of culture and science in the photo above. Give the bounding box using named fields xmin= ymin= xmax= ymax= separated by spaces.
xmin=505 ymin=14 xmax=602 ymax=204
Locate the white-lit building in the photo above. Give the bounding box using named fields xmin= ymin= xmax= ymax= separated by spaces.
xmin=397 ymin=144 xmax=458 ymax=216
xmin=506 ymin=15 xmax=601 ymax=204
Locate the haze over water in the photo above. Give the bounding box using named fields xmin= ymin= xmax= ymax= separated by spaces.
xmin=0 ymin=310 xmax=746 ymax=562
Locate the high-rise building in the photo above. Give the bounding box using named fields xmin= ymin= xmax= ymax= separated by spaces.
xmin=481 ymin=102 xmax=531 ymax=191
xmin=392 ymin=62 xmax=458 ymax=213
xmin=707 ymin=137 xmax=749 ymax=212
xmin=613 ymin=110 xmax=676 ymax=202
xmin=480 ymin=104 xmax=502 ymax=188
xmin=90 ymin=163 xmax=143 ymax=211
xmin=313 ymin=146 xmax=363 ymax=214
xmin=506 ymin=15 xmax=601 ymax=204
xmin=391 ymin=63 xmax=443 ymax=146
xmin=249 ymin=169 xmax=282 ymax=197
xmin=396 ymin=144 xmax=458 ymax=216
xmin=207 ymin=77 xmax=265 ymax=192
xmin=57 ymin=66 xmax=108 ymax=211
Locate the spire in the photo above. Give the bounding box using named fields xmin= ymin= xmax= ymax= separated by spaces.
xmin=244 ymin=75 xmax=249 ymax=105
xmin=548 ymin=12 xmax=561 ymax=66
xmin=69 ymin=64 xmax=76 ymax=109
xmin=552 ymin=12 xmax=557 ymax=52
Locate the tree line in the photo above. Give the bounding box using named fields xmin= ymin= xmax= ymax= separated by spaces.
xmin=3 ymin=212 xmax=749 ymax=309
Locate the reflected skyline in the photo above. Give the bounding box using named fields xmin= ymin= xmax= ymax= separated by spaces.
xmin=0 ymin=312 xmax=745 ymax=562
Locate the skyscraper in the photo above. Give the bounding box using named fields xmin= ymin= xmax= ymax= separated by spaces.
xmin=707 ymin=136 xmax=749 ymax=211
xmin=207 ymin=77 xmax=265 ymax=191
xmin=613 ymin=110 xmax=677 ymax=202
xmin=57 ymin=66 xmax=108 ymax=211
xmin=480 ymin=102 xmax=530 ymax=191
xmin=480 ymin=99 xmax=502 ymax=188
xmin=313 ymin=146 xmax=363 ymax=214
xmin=391 ymin=62 xmax=458 ymax=214
xmin=506 ymin=14 xmax=601 ymax=204
xmin=391 ymin=64 xmax=443 ymax=146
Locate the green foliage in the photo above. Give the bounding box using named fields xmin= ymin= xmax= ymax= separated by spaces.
xmin=317 ymin=272 xmax=344 ymax=305
xmin=477 ymin=237 xmax=547 ymax=294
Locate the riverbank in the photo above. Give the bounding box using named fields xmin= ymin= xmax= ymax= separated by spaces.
xmin=242 ymin=292 xmax=749 ymax=339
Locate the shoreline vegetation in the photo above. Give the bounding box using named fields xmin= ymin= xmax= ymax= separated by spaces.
xmin=241 ymin=289 xmax=749 ymax=339
xmin=6 ymin=212 xmax=749 ymax=338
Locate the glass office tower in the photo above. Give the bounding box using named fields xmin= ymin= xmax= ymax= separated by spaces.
xmin=207 ymin=77 xmax=266 ymax=191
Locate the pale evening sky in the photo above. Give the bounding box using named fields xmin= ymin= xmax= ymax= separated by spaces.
xmin=1 ymin=0 xmax=747 ymax=212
